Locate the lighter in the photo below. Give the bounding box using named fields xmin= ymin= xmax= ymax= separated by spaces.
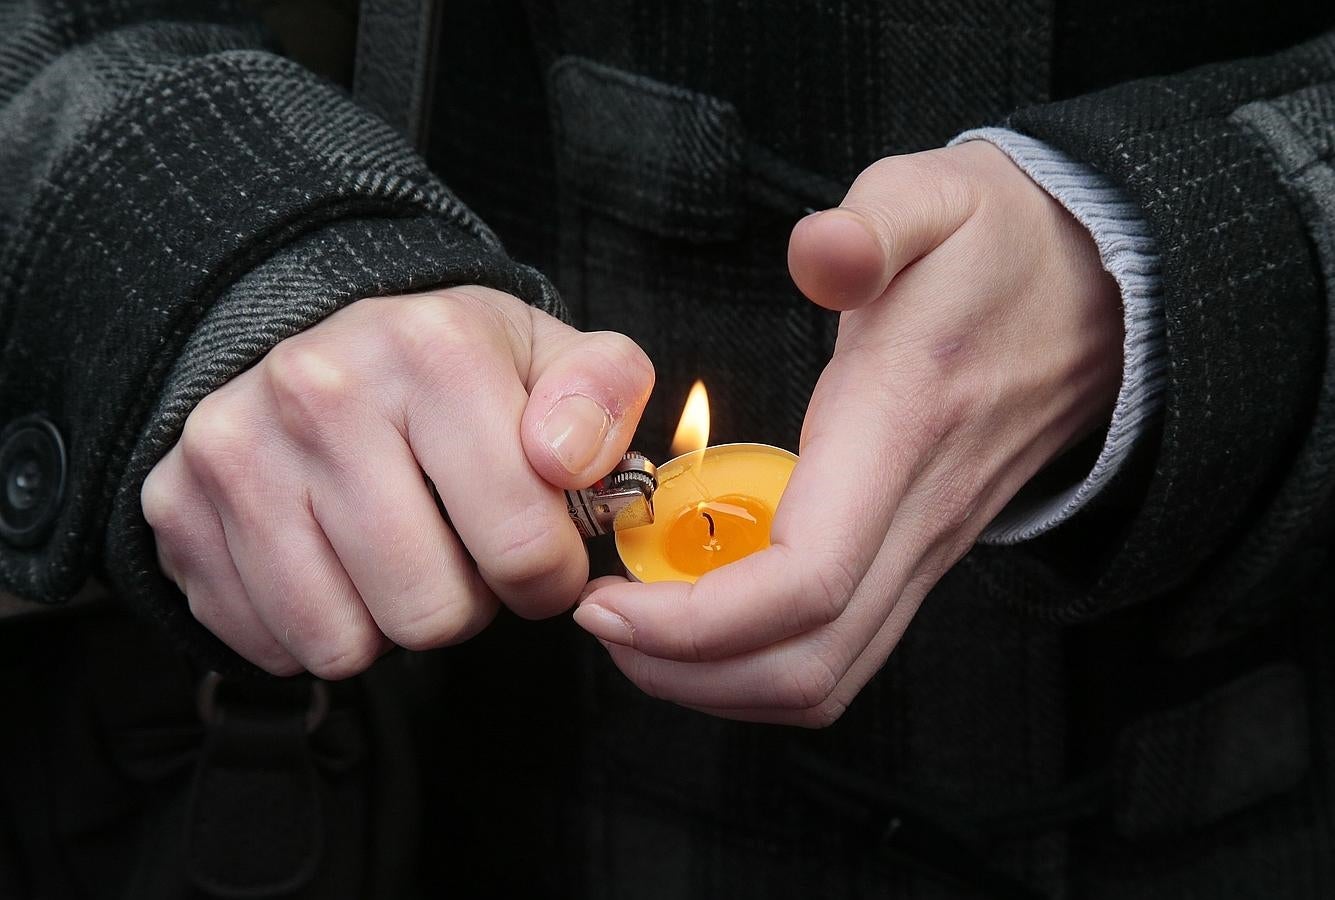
xmin=426 ymin=451 xmax=656 ymax=539
xmin=564 ymin=451 xmax=658 ymax=538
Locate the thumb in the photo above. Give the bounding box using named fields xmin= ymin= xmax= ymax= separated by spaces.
xmin=788 ymin=148 xmax=979 ymax=311
xmin=521 ymin=320 xmax=655 ymax=489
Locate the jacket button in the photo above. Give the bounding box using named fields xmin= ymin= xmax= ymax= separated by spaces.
xmin=0 ymin=416 xmax=67 ymax=547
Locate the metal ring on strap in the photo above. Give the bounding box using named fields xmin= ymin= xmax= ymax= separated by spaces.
xmin=196 ymin=671 xmax=331 ymax=735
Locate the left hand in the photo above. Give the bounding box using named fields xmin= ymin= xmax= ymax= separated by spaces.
xmin=572 ymin=140 xmax=1124 ymax=726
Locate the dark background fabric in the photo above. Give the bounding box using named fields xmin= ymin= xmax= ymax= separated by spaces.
xmin=2 ymin=0 xmax=1335 ymax=897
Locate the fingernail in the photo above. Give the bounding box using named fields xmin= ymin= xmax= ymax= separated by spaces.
xmin=572 ymin=603 xmax=635 ymax=647
xmin=541 ymin=394 xmax=610 ymax=474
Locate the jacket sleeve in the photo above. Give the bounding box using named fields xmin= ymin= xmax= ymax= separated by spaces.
xmin=968 ymin=28 xmax=1335 ymax=638
xmin=0 ymin=1 xmax=563 ymax=668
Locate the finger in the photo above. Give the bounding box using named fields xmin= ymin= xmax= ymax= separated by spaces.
xmin=311 ymin=424 xmax=500 ymax=652
xmin=600 ymin=626 xmax=850 ymax=712
xmin=143 ymin=456 xmax=302 ymax=676
xmin=185 ymin=571 xmax=305 ymax=678
xmin=592 ymin=519 xmax=928 ymax=711
xmin=401 ymin=295 xmax=588 ymax=619
xmin=788 ymin=210 xmax=889 ymax=311
xmin=181 ymin=531 xmax=305 ymax=678
xmin=522 ymin=322 xmax=655 ymax=489
xmin=572 ymin=346 xmax=923 ymax=661
xmin=685 ymin=577 xmax=932 ymax=728
xmin=212 ymin=490 xmax=386 ymax=681
xmin=788 ymin=147 xmax=980 ymax=311
xmin=256 ymin=308 xmax=505 ymax=644
xmin=192 ymin=350 xmax=395 ymax=679
xmin=596 ymin=524 xmax=947 ymax=719
xmin=579 ymin=575 xmax=629 ymax=603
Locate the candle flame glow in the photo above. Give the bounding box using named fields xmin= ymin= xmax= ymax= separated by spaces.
xmin=670 ymin=380 xmax=710 ymax=457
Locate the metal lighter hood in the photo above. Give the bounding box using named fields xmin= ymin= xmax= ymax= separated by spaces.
xmin=565 ymin=452 xmax=658 ymax=538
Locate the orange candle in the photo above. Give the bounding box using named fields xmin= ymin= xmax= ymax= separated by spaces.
xmin=616 ymin=383 xmax=797 ymax=584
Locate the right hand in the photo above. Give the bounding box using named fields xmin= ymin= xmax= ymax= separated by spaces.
xmin=141 ymin=286 xmax=654 ymax=678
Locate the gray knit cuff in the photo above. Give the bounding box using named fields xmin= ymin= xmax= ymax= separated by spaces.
xmin=950 ymin=127 xmax=1167 ymax=544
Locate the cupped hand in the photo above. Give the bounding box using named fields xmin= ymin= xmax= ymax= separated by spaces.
xmin=143 ymin=286 xmax=653 ymax=678
xmin=573 ymin=140 xmax=1123 ymax=726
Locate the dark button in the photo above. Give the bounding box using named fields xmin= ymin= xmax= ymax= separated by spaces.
xmin=0 ymin=416 xmax=67 ymax=547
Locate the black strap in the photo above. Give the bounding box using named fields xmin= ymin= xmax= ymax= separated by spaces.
xmin=352 ymin=0 xmax=442 ymax=152
xmin=73 ymin=613 xmax=373 ymax=899
xmin=185 ymin=676 xmax=329 ymax=898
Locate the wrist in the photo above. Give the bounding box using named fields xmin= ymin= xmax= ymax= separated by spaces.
xmin=950 ymin=128 xmax=1166 ymax=543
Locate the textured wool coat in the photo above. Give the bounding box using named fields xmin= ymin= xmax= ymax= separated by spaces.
xmin=2 ymin=0 xmax=1335 ymax=898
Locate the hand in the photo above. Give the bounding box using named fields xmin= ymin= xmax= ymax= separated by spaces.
xmin=142 ymin=286 xmax=653 ymax=678
xmin=572 ymin=140 xmax=1123 ymax=726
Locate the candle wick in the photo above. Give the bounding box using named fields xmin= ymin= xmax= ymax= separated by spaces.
xmin=701 ymin=511 xmax=716 ymax=536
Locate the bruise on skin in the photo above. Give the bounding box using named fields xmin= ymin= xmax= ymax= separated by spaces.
xmin=930 ymin=335 xmax=975 ymax=377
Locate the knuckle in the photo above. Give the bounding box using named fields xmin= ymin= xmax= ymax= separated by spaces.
xmin=255 ymin=653 xmax=304 ymax=678
xmin=907 ymin=150 xmax=977 ymax=210
xmin=257 ymin=573 xmax=326 ymax=640
xmin=188 ymin=591 xmax=300 ymax=679
xmin=857 ymin=155 xmax=900 ymax=187
xmin=389 ymin=294 xmax=492 ymax=371
xmin=675 ymin=586 xmax=711 ymax=661
xmin=393 ymin=294 xmax=463 ymax=339
xmin=588 ymin=331 xmax=655 ymax=393
xmin=435 ymin=285 xmax=524 ymax=320
xmin=145 ymin=499 xmax=202 ymax=586
xmin=140 ymin=467 xmax=181 ymax=532
xmin=933 ymin=175 xmax=980 ymax=232
xmin=859 ymin=152 xmax=977 ymax=239
xmin=478 ymin=515 xmax=576 ymax=601
xmin=774 ymin=655 xmax=841 ymax=711
xmin=180 ymin=395 xmax=257 ymax=486
xmin=383 ymin=594 xmax=490 ymax=650
xmin=265 ymin=340 xmax=353 ymax=426
xmin=268 ymin=588 xmax=321 ymax=641
xmin=801 ymin=553 xmax=859 ymax=628
xmin=796 ymin=698 xmax=849 ymax=730
xmin=303 ymin=630 xmax=383 ymax=681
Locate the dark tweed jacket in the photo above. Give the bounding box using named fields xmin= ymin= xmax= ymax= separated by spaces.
xmin=2 ymin=0 xmax=1335 ymax=897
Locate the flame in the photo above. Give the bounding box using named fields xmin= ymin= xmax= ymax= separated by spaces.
xmin=670 ymin=380 xmax=710 ymax=457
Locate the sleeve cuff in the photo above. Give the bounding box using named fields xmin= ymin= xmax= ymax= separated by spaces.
xmin=949 ymin=127 xmax=1168 ymax=544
